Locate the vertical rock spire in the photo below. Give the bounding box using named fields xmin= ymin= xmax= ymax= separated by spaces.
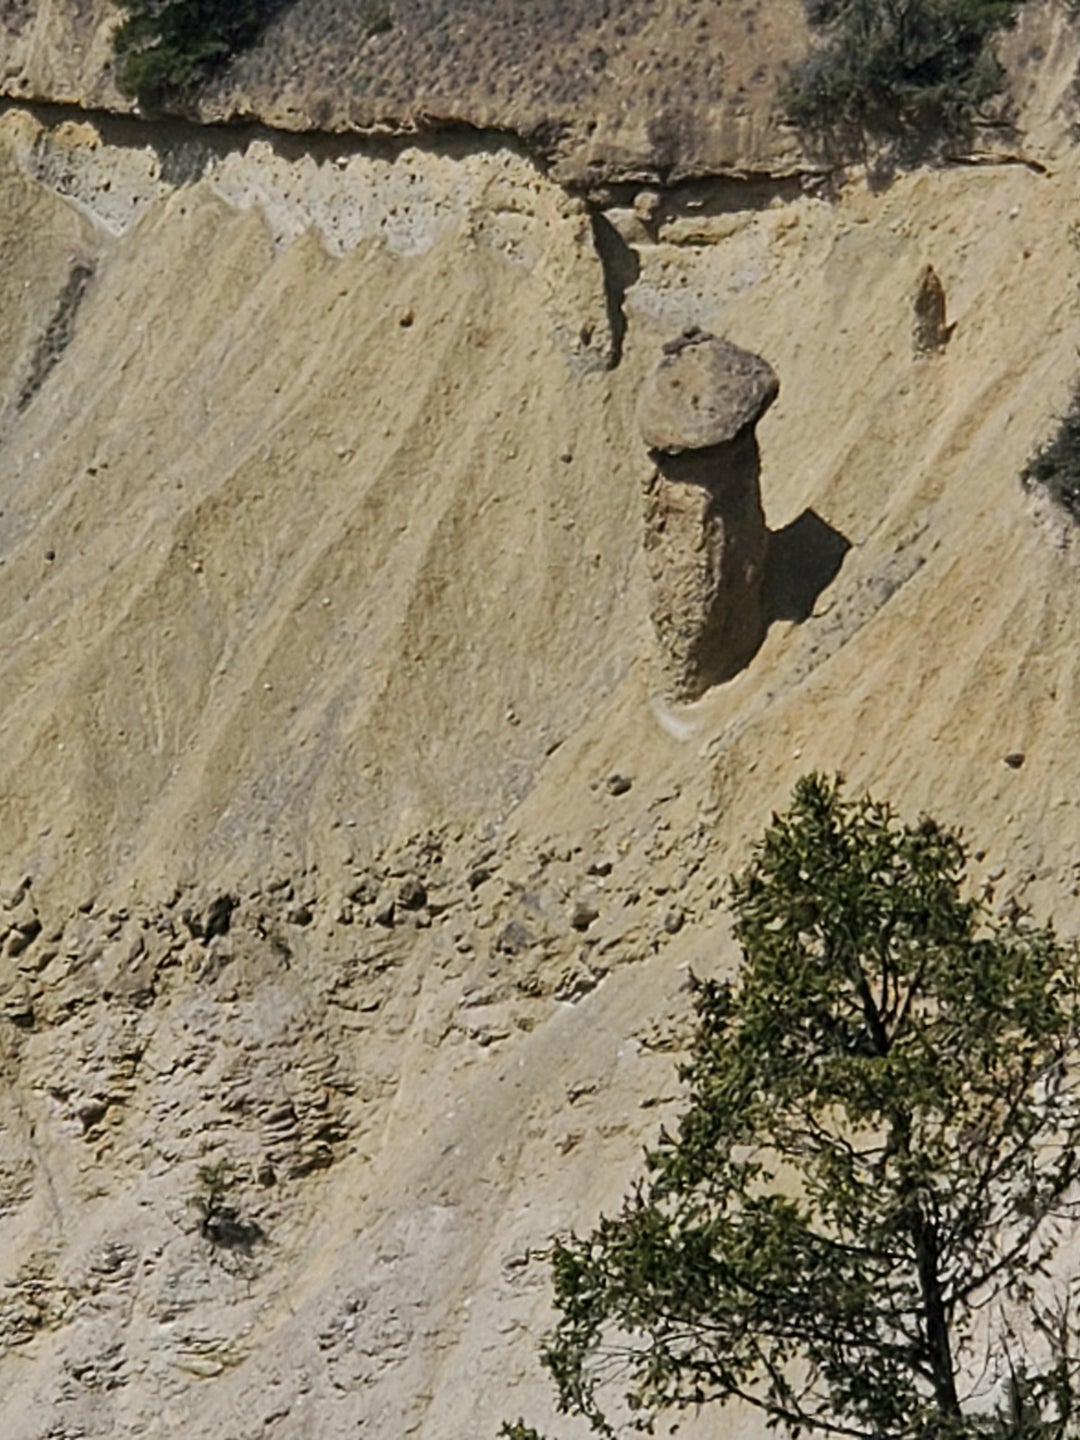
xmin=637 ymin=330 xmax=778 ymax=698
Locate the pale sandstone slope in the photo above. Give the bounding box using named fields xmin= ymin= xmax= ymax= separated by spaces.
xmin=0 ymin=110 xmax=641 ymax=910
xmin=2 ymin=7 xmax=1080 ymax=1438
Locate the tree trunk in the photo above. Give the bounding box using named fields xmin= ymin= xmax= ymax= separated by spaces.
xmin=911 ymin=1204 xmax=961 ymax=1423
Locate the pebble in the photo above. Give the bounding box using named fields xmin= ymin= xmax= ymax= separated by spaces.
xmin=173 ymin=1357 xmax=224 ymax=1378
xmin=349 ymin=878 xmax=377 ymax=905
xmin=570 ymin=899 xmax=599 ymax=932
xmin=397 ymin=876 xmax=427 ymax=910
xmin=373 ymin=899 xmax=396 ymax=928
xmin=495 ymin=919 xmax=534 ymax=955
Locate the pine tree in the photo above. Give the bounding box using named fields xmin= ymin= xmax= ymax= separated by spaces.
xmin=509 ymin=775 xmax=1080 ymax=1440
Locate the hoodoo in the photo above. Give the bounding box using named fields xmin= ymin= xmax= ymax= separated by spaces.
xmin=637 ymin=329 xmax=779 ymax=698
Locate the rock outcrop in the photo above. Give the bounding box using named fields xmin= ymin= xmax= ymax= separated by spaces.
xmin=638 ymin=330 xmax=778 ymax=698
xmin=0 ymin=0 xmax=811 ymax=185
xmin=912 ymin=264 xmax=954 ymax=354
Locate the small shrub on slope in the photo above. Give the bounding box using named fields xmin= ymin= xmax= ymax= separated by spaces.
xmin=1022 ymin=388 xmax=1080 ymax=522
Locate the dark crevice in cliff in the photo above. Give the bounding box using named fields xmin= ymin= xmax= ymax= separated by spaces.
xmin=940 ymin=148 xmax=1049 ymax=175
xmin=588 ymin=168 xmax=821 ymax=220
xmin=16 ymin=263 xmax=94 ymax=415
xmin=0 ymin=95 xmax=543 ymax=174
xmin=587 ymin=209 xmax=640 ymax=371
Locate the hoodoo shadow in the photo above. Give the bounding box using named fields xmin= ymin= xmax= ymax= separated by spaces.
xmin=763 ymin=508 xmax=851 ymax=627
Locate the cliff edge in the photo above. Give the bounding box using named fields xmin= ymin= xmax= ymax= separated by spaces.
xmin=2 ymin=0 xmax=813 ymax=182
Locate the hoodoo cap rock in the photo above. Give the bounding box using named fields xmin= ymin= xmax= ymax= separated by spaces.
xmin=637 ymin=329 xmax=779 ymax=455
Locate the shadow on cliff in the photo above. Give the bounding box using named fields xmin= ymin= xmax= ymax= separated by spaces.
xmin=763 ymin=508 xmax=851 ymax=627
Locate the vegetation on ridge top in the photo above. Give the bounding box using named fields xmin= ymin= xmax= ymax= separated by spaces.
xmin=783 ymin=0 xmax=1021 ymax=133
xmin=505 ymin=774 xmax=1080 ymax=1440
xmin=112 ymin=0 xmax=392 ymax=105
xmin=113 ymin=0 xmax=280 ymax=104
xmin=111 ymin=0 xmax=1018 ymax=131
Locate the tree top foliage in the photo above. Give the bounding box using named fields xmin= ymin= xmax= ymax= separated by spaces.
xmin=509 ymin=775 xmax=1080 ymax=1440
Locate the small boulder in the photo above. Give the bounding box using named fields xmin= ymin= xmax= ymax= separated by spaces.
xmin=663 ymin=908 xmax=685 ymax=935
xmin=570 ymin=898 xmax=600 ymax=932
xmin=637 ymin=330 xmax=779 ymax=455
xmin=6 ymin=917 xmax=41 ymax=958
xmin=397 ymin=876 xmax=428 ymax=911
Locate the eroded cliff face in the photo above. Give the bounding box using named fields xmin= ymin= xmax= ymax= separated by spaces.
xmin=4 ymin=4 xmax=1080 ymax=1437
xmin=0 ymin=0 xmax=810 ymax=183
xmin=4 ymin=0 xmax=1072 ymax=186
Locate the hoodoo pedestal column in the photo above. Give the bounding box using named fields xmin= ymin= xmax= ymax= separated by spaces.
xmin=637 ymin=329 xmax=779 ymax=698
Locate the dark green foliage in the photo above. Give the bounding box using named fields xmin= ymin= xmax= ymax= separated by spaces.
xmin=190 ymin=1161 xmax=265 ymax=1254
xmin=360 ymin=0 xmax=394 ymax=38
xmin=520 ymin=776 xmax=1080 ymax=1440
xmin=112 ymin=0 xmax=394 ymax=105
xmin=1022 ymin=390 xmax=1080 ymax=522
xmin=112 ymin=0 xmax=283 ymax=104
xmin=783 ymin=0 xmax=1021 ymax=132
